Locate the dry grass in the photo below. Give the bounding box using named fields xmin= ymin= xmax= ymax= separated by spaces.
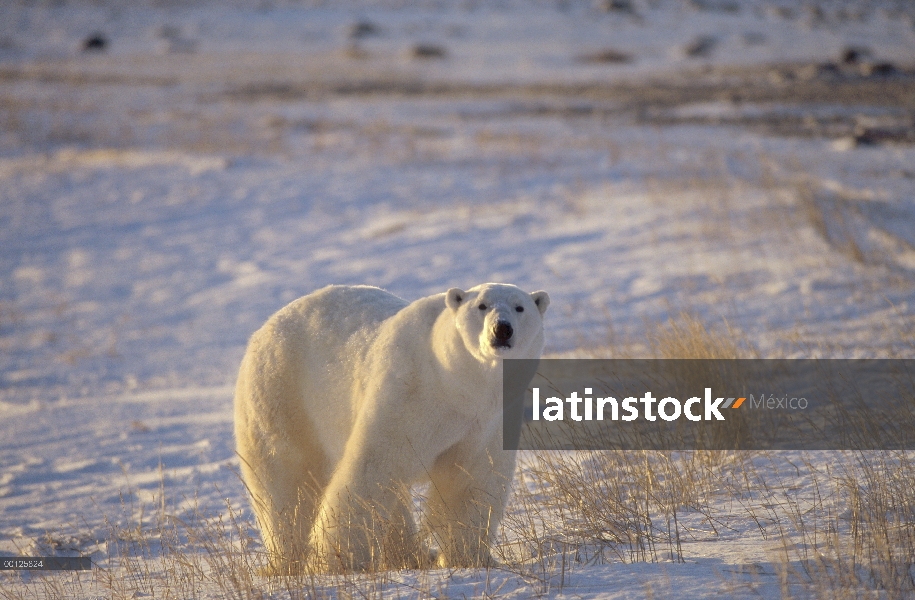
xmin=647 ymin=312 xmax=757 ymax=360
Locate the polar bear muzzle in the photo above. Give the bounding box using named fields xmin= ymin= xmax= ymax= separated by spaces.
xmin=492 ymin=320 xmax=513 ymax=348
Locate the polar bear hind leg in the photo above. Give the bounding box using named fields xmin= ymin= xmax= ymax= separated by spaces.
xmin=235 ymin=333 xmax=331 ymax=575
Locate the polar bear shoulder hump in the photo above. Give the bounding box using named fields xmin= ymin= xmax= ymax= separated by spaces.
xmin=270 ymin=285 xmax=409 ymax=337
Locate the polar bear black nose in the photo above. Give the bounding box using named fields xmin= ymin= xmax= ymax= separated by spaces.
xmin=494 ymin=321 xmax=513 ymax=344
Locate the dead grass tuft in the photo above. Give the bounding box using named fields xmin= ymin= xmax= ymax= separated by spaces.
xmin=648 ymin=312 xmax=756 ymax=360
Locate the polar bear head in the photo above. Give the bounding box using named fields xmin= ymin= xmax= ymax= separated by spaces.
xmin=445 ymin=283 xmax=550 ymax=363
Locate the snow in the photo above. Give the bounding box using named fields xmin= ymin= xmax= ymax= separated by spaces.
xmin=2 ymin=0 xmax=915 ymax=597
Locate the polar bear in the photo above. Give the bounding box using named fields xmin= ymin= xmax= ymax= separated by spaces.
xmin=234 ymin=283 xmax=549 ymax=573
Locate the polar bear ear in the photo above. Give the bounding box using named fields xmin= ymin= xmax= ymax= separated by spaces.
xmin=445 ymin=288 xmax=466 ymax=312
xmin=531 ymin=291 xmax=550 ymax=316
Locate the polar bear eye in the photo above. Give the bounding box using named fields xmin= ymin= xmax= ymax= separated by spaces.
xmin=478 ymin=303 xmax=487 ymax=310
xmin=515 ymin=306 xmax=524 ymax=313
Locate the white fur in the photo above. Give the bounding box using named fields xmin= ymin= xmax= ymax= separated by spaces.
xmin=234 ymin=283 xmax=549 ymax=572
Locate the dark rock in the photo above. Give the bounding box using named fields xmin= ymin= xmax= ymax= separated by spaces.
xmin=862 ymin=62 xmax=897 ymax=77
xmin=841 ymin=46 xmax=871 ymax=65
xmin=597 ymin=0 xmax=635 ymax=13
xmin=576 ymin=48 xmax=632 ymax=64
xmin=690 ymin=0 xmax=741 ymax=13
xmin=770 ymin=6 xmax=794 ymax=19
xmin=847 ymin=124 xmax=915 ymax=147
xmin=82 ymin=33 xmax=107 ymax=52
xmin=683 ymin=35 xmax=717 ymax=58
xmin=852 ymin=132 xmax=880 ymax=147
xmin=349 ymin=20 xmax=380 ymax=40
xmin=411 ymin=44 xmax=447 ymax=59
xmin=815 ymin=62 xmax=841 ymax=77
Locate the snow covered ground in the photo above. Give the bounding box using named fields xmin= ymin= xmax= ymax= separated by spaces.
xmin=2 ymin=0 xmax=915 ymax=597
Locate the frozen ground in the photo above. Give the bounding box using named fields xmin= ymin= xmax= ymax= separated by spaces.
xmin=1 ymin=0 xmax=915 ymax=597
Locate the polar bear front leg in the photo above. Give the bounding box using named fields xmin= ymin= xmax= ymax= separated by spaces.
xmin=426 ymin=432 xmax=516 ymax=568
xmin=309 ymin=439 xmax=421 ymax=572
